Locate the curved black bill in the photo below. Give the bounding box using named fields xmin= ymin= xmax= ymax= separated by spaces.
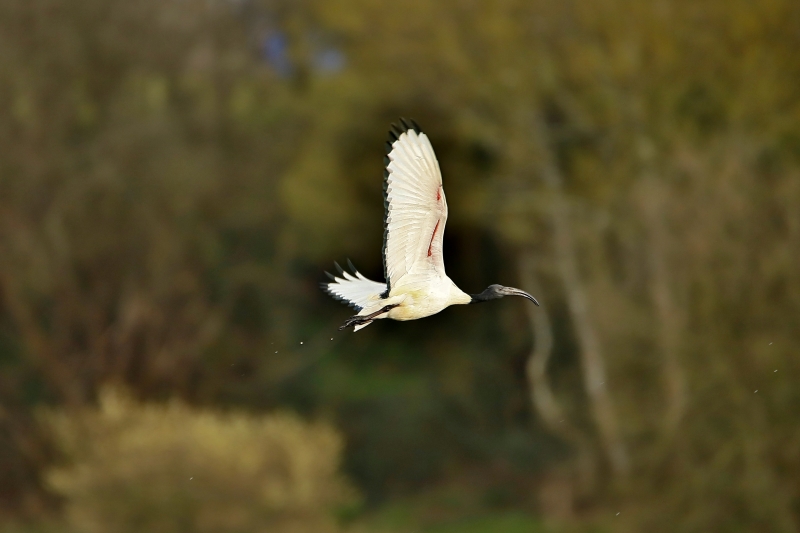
xmin=505 ymin=287 xmax=540 ymax=306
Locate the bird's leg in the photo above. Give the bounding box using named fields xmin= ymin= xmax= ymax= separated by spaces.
xmin=339 ymin=304 xmax=398 ymax=330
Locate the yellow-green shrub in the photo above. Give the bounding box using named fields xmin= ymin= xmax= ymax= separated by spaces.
xmin=41 ymin=388 xmax=358 ymax=533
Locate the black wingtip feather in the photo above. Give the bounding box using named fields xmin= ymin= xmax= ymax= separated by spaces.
xmin=334 ymin=261 xmax=344 ymax=275
xmin=347 ymin=258 xmax=357 ymax=274
xmin=381 ymin=136 xmax=391 ymax=293
xmin=395 ymin=117 xmax=421 ymax=134
xmin=325 ymin=271 xmax=336 ymax=281
xmin=400 ymin=118 xmax=419 ymax=133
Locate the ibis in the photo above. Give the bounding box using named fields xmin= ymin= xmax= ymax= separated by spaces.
xmin=322 ymin=119 xmax=539 ymax=331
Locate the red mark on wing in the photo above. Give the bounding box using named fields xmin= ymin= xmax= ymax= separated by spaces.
xmin=436 ymin=187 xmax=441 ymax=201
xmin=427 ymin=220 xmax=440 ymax=257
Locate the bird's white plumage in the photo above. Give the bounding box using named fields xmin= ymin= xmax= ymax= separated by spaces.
xmin=322 ymin=120 xmax=516 ymax=332
xmin=383 ymin=128 xmax=448 ymax=289
xmin=323 ymin=269 xmax=386 ymax=311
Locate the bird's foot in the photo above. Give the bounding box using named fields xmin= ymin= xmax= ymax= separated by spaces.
xmin=339 ymin=304 xmax=399 ymax=330
xmin=339 ymin=315 xmax=369 ymax=330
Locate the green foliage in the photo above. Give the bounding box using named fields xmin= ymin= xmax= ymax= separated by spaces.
xmin=425 ymin=513 xmax=546 ymax=533
xmin=39 ymin=387 xmax=357 ymax=533
xmin=349 ymin=483 xmax=552 ymax=533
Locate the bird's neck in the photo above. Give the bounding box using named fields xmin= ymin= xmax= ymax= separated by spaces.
xmin=469 ymin=288 xmax=499 ymax=304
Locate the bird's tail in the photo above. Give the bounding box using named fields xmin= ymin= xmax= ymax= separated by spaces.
xmin=321 ymin=260 xmax=388 ymax=328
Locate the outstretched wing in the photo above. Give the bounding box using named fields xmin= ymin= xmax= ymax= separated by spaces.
xmin=321 ymin=261 xmax=387 ymax=311
xmin=382 ymin=119 xmax=448 ymax=291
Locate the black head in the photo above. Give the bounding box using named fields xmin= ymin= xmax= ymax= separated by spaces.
xmin=470 ymin=284 xmax=540 ymax=305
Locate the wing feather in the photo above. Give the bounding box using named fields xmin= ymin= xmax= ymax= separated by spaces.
xmin=382 ymin=121 xmax=448 ymax=291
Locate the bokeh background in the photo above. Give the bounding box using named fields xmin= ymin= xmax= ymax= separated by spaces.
xmin=1 ymin=1 xmax=799 ymax=532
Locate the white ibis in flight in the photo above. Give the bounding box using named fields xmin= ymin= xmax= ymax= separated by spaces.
xmin=322 ymin=119 xmax=539 ymax=331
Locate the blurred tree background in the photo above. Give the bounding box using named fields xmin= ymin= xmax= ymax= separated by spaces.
xmin=1 ymin=0 xmax=799 ymax=532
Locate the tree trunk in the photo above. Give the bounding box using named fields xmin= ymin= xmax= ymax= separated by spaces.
xmin=636 ymin=170 xmax=687 ymax=441
xmin=519 ymin=251 xmax=597 ymax=493
xmin=532 ymin=117 xmax=629 ymax=478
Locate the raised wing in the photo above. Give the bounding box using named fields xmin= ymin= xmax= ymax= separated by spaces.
xmin=382 ymin=119 xmax=448 ymax=291
xmin=321 ymin=261 xmax=387 ymax=311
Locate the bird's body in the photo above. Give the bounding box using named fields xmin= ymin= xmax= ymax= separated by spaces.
xmin=322 ymin=119 xmax=538 ymax=331
xmin=382 ymin=275 xmax=471 ymax=321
